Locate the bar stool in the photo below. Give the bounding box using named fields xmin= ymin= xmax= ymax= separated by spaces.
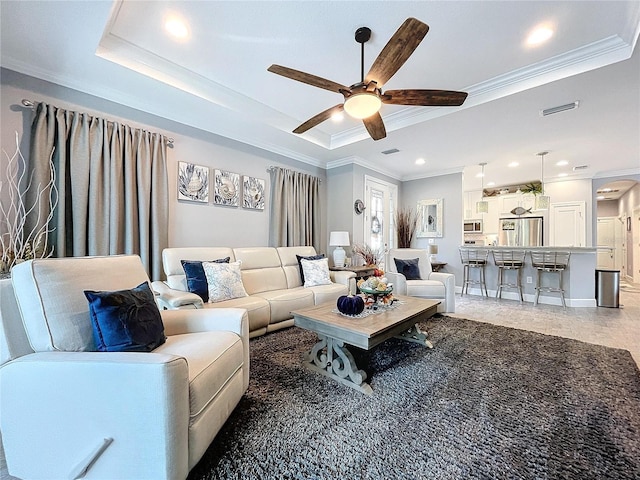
xmin=459 ymin=247 xmax=489 ymax=297
xmin=530 ymin=251 xmax=571 ymax=308
xmin=492 ymin=249 xmax=526 ymax=302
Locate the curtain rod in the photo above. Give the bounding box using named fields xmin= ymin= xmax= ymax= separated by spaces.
xmin=267 ymin=165 xmax=322 ymax=183
xmin=21 ymin=98 xmax=174 ymax=147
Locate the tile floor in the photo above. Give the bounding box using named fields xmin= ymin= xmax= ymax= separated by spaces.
xmin=451 ymin=280 xmax=640 ymax=368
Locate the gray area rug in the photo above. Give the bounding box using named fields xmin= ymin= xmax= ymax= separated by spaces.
xmin=188 ymin=316 xmax=640 ymax=480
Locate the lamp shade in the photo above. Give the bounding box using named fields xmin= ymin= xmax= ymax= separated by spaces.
xmin=535 ymin=194 xmax=550 ymax=210
xmin=476 ymin=200 xmax=489 ymax=214
xmin=329 ymin=231 xmax=350 ymax=246
xmin=428 ymin=244 xmax=438 ymax=255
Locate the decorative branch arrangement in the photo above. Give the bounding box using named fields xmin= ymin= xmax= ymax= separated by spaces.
xmin=352 ymin=243 xmax=384 ymax=266
xmin=0 ymin=132 xmax=58 ymax=274
xmin=395 ymin=206 xmax=417 ymax=248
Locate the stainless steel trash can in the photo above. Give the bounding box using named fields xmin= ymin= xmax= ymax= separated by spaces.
xmin=595 ymin=269 xmax=620 ymax=308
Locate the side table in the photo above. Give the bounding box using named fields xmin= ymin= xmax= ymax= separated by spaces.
xmin=329 ymin=265 xmax=377 ymax=280
xmin=430 ymin=261 xmax=447 ymax=272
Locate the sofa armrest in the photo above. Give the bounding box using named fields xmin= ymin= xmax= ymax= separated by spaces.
xmin=427 ymin=271 xmax=456 ymax=313
xmin=161 ymin=308 xmax=250 ymax=390
xmin=152 ymin=281 xmax=203 ymax=309
xmin=385 ymin=272 xmax=407 ymax=295
xmin=329 ymin=270 xmax=357 ymax=285
xmin=0 ymin=352 xmax=190 ymax=480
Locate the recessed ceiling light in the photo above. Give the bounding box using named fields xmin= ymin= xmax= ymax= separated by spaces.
xmin=597 ymin=195 xmax=605 ymax=200
xmin=165 ymin=15 xmax=189 ymax=39
xmin=527 ymin=25 xmax=554 ymax=46
xmin=601 ymin=188 xmax=613 ymax=192
xmin=508 ymin=162 xmax=519 ymax=168
xmin=415 ymin=158 xmax=426 ymax=165
xmin=475 ymin=172 xmax=484 ymax=178
xmin=331 ymin=112 xmax=344 ymax=122
xmin=558 ymin=173 xmax=568 ymax=177
xmin=487 ymin=181 xmax=495 ymax=187
xmin=556 ymin=160 xmax=569 ymax=166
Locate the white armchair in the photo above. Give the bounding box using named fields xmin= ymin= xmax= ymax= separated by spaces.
xmin=0 ymin=255 xmax=249 ymax=480
xmin=386 ymin=248 xmax=455 ymax=313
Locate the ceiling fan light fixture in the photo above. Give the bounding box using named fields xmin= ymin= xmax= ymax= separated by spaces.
xmin=343 ymin=92 xmax=382 ymax=119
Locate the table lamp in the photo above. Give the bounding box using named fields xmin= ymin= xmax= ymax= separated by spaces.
xmin=428 ymin=244 xmax=438 ymax=263
xmin=329 ymin=231 xmax=350 ymax=267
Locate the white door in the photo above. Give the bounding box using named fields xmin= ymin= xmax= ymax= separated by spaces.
xmin=550 ymin=202 xmax=586 ymax=247
xmin=596 ymin=217 xmax=616 ymax=269
xmin=634 ymin=208 xmax=640 ymax=283
xmin=364 ymin=176 xmax=397 ymax=264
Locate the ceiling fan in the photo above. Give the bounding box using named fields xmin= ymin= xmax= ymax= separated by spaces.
xmin=268 ymin=17 xmax=468 ymax=141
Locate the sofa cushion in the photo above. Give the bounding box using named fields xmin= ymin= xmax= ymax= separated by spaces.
xmin=163 ymin=247 xmax=235 ymax=292
xmin=84 ymin=282 xmax=166 ymax=352
xmin=203 ymin=261 xmax=248 ymax=303
xmin=296 ymin=253 xmax=325 ymax=284
xmin=201 ymin=296 xmax=270 ymax=334
xmin=154 ymin=331 xmax=243 ymax=418
xmin=301 ymin=258 xmax=332 ymax=287
xmin=303 ymin=283 xmax=348 ymax=305
xmin=11 ymin=256 xmax=150 ymax=352
xmin=394 ymin=257 xmax=422 ymax=280
xmin=406 ymin=280 xmax=446 ymax=298
xmin=254 ymin=288 xmax=314 ymax=323
xmin=181 ymin=258 xmax=230 ymax=302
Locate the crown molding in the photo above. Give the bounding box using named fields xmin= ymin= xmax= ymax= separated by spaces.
xmin=401 ymin=166 xmax=466 ymax=182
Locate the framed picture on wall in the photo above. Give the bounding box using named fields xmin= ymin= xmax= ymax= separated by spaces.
xmin=177 ymin=162 xmax=209 ymax=203
xmin=213 ymin=169 xmax=240 ymax=206
xmin=243 ymin=176 xmax=265 ymax=210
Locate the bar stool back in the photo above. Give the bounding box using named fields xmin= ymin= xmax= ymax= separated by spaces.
xmin=459 ymin=247 xmax=489 ymax=297
xmin=492 ymin=249 xmax=526 ymax=302
xmin=530 ymin=251 xmax=571 ymax=308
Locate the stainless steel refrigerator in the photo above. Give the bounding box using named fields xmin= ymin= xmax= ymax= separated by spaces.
xmin=498 ymin=217 xmax=543 ymax=247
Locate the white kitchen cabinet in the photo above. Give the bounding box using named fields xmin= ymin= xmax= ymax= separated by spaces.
xmin=484 ymin=197 xmax=500 ymax=234
xmin=463 ymin=190 xmax=483 ymax=220
xmin=499 ymin=193 xmax=537 ymax=215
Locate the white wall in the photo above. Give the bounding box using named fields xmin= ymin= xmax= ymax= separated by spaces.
xmin=1 ymin=68 xmax=327 ymax=253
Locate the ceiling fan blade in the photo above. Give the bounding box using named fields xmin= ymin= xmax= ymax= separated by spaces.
xmin=362 ymin=113 xmax=386 ymax=141
xmin=383 ymin=89 xmax=468 ymax=106
xmin=365 ymin=18 xmax=429 ymax=87
xmin=293 ymin=104 xmax=344 ymax=134
xmin=268 ymin=65 xmax=350 ymax=94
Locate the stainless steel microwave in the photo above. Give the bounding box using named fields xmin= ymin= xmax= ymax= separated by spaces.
xmin=463 ymin=220 xmax=483 ymax=233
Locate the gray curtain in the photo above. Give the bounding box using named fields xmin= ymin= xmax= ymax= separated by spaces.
xmin=27 ymin=102 xmax=169 ymax=280
xmin=269 ymin=167 xmax=321 ymax=249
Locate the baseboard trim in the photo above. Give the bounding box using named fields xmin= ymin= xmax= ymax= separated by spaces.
xmin=454 ymin=286 xmax=597 ymax=308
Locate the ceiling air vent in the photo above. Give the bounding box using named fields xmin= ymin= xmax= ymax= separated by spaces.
xmin=540 ymin=101 xmax=579 ymax=117
xmin=573 ymin=165 xmax=589 ymax=171
xmin=381 ymin=148 xmax=400 ymax=155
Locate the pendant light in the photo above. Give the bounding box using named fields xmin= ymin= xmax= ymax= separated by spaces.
xmin=476 ymin=162 xmax=488 ymax=213
xmin=535 ymin=151 xmax=550 ymax=210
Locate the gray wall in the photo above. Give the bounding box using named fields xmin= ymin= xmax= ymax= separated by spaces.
xmin=401 ymin=172 xmax=464 ymax=286
xmin=597 ymin=200 xmax=620 ymax=217
xmin=1 ymin=68 xmax=327 ymax=254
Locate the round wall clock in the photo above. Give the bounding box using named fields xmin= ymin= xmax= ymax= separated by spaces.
xmin=354 ymin=199 xmax=366 ymax=215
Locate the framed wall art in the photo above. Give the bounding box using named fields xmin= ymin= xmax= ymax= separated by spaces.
xmin=213 ymin=169 xmax=240 ymax=206
xmin=243 ymin=176 xmax=265 ymax=210
xmin=416 ymin=198 xmax=443 ymax=238
xmin=177 ymin=162 xmax=209 ymax=203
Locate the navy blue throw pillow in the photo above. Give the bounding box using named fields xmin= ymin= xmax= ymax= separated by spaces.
xmin=84 ymin=282 xmax=166 ymax=352
xmin=181 ymin=257 xmax=230 ymax=302
xmin=296 ymin=254 xmax=325 ymax=284
xmin=394 ymin=258 xmax=422 ymax=280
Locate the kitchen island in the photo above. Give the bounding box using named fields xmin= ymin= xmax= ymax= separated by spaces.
xmin=458 ymin=246 xmax=597 ymax=307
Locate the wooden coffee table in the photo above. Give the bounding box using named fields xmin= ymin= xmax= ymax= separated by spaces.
xmin=292 ymin=296 xmax=440 ymax=394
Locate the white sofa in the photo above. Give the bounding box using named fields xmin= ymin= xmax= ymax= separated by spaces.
xmin=0 ymin=255 xmax=249 ymax=480
xmin=385 ymin=248 xmax=456 ymax=313
xmin=152 ymin=246 xmax=354 ymax=338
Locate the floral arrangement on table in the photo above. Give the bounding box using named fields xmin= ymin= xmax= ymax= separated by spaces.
xmin=0 ymin=133 xmax=57 ymax=277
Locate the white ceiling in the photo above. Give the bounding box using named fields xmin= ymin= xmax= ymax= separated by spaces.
xmin=1 ymin=1 xmax=639 ymax=189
